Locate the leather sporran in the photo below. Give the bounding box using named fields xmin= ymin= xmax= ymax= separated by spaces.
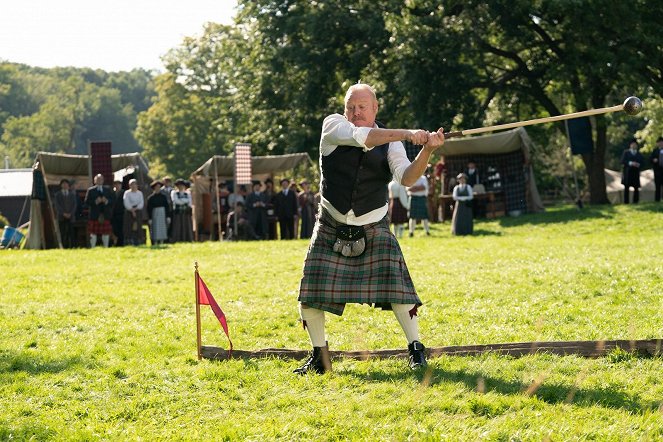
xmin=332 ymin=225 xmax=366 ymax=257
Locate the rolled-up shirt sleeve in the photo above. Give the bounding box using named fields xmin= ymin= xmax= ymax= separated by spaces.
xmin=388 ymin=141 xmax=411 ymax=185
xmin=320 ymin=114 xmax=372 ymax=156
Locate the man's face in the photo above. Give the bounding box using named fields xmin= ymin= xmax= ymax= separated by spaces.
xmin=657 ymin=140 xmax=663 ymax=149
xmin=344 ymin=89 xmax=378 ymax=128
xmin=61 ymin=181 xmax=70 ymax=191
xmin=630 ymin=142 xmax=638 ymax=150
xmin=94 ymin=174 xmax=104 ymax=186
xmin=281 ymin=181 xmax=289 ymax=190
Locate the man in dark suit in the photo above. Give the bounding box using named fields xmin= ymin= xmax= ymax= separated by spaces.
xmin=621 ymin=139 xmax=645 ymax=204
xmin=274 ymin=178 xmax=298 ymax=239
xmin=54 ymin=179 xmax=78 ymax=248
xmin=111 ymin=179 xmax=126 ymax=246
xmin=245 ymin=181 xmax=269 ymax=239
xmin=84 ymin=174 xmax=115 ymax=247
xmin=650 ymin=136 xmax=663 ymax=202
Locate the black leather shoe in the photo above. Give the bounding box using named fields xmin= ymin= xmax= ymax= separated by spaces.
xmin=293 ymin=346 xmax=332 ymax=374
xmin=408 ymin=340 xmax=427 ymax=369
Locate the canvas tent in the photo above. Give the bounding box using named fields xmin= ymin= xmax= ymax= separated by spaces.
xmin=438 ymin=127 xmax=544 ymax=215
xmin=24 ymin=152 xmax=152 ymax=249
xmin=190 ymin=152 xmax=314 ymax=239
xmin=0 ymin=168 xmax=32 ymax=227
xmin=605 ymin=168 xmax=655 ymax=204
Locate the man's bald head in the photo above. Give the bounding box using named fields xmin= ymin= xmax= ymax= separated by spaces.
xmin=344 ymin=83 xmax=378 ymax=128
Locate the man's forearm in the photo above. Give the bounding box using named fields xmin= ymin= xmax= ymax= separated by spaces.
xmin=364 ymin=128 xmax=413 ymax=148
xmin=401 ymin=146 xmax=434 ymax=186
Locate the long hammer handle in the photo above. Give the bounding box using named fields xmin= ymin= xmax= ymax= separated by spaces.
xmin=443 ymin=104 xmax=624 ymax=139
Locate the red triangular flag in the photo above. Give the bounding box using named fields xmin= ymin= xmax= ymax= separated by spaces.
xmin=197 ymin=274 xmax=233 ymax=353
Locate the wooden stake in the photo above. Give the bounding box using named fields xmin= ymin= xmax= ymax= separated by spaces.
xmin=194 ymin=261 xmax=202 ymax=360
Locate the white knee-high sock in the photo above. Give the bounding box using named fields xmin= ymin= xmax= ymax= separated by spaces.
xmin=423 ymin=219 xmax=430 ymax=233
xmin=90 ymin=234 xmax=97 ymax=247
xmin=101 ymin=235 xmax=110 ymax=247
xmin=409 ymin=219 xmax=416 ymax=234
xmin=392 ymin=303 xmax=419 ymax=344
xmin=299 ymin=304 xmax=326 ymax=347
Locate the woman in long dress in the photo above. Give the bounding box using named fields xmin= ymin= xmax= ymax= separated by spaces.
xmin=170 ymin=178 xmax=193 ymax=242
xmin=147 ymin=180 xmax=171 ymax=245
xmin=122 ymin=179 xmax=144 ymax=245
xmin=451 ymin=173 xmax=474 ymax=236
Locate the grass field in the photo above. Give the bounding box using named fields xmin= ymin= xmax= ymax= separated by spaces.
xmin=1 ymin=203 xmax=662 ymax=440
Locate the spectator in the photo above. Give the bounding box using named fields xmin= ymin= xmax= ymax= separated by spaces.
xmin=84 ymin=174 xmax=114 ymax=248
xmin=621 ymin=139 xmax=645 ymax=204
xmin=451 ymin=173 xmax=474 ymax=236
xmin=147 ymin=180 xmax=171 ymax=245
xmin=274 ymin=178 xmax=298 ymax=239
xmin=298 ymin=180 xmax=317 ymax=239
xmin=170 ymin=178 xmax=193 ymax=242
xmin=54 ymin=179 xmax=78 ymax=248
xmin=650 ymin=136 xmax=663 ymax=202
xmin=213 ymin=181 xmax=231 ymax=239
xmin=407 ymin=175 xmax=430 ymax=237
xmin=245 ymin=181 xmax=269 ymax=239
xmin=123 ymin=178 xmax=144 ymax=246
xmin=264 ymin=178 xmax=278 ymax=239
xmin=111 ymin=179 xmax=125 ymax=246
xmin=388 ymin=180 xmax=409 ymax=238
xmin=162 ymin=176 xmax=174 ymax=204
xmin=227 ymin=201 xmax=259 ymax=240
xmin=464 ymin=160 xmax=480 ymax=187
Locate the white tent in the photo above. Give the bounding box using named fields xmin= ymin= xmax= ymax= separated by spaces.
xmin=605 ymin=168 xmax=656 ymax=204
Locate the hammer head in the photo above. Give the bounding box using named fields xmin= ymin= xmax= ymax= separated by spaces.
xmin=623 ymin=96 xmax=643 ymax=116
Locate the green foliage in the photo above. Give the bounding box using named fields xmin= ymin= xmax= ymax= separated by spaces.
xmin=1 ymin=204 xmax=662 ymax=439
xmin=0 ymin=63 xmax=155 ymax=168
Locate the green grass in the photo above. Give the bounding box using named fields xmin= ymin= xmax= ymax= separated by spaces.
xmin=1 ymin=203 xmax=662 ymax=440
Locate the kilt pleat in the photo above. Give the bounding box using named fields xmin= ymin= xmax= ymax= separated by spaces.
xmin=408 ymin=195 xmax=429 ymax=220
xmin=298 ymin=209 xmax=421 ymax=315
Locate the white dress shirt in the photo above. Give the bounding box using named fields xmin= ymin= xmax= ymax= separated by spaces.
xmin=407 ymin=176 xmax=428 ymax=197
xmin=319 ymin=114 xmax=412 ymax=226
xmin=171 ymin=190 xmax=192 ymax=208
xmin=123 ymin=190 xmax=144 ymax=210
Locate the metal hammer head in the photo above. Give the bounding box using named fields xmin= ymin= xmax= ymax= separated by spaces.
xmin=623 ymin=96 xmax=643 ymax=116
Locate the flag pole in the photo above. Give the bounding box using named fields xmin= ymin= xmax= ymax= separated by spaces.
xmin=194 ymin=261 xmax=203 ymax=360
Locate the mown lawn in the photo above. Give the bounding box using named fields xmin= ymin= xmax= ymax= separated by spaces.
xmin=1 ymin=203 xmax=662 ymax=440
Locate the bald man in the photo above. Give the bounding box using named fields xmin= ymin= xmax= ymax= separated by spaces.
xmin=295 ymin=83 xmax=445 ymax=374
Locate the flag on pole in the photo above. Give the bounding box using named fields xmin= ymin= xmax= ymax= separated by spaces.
xmin=196 ymin=269 xmax=233 ymax=355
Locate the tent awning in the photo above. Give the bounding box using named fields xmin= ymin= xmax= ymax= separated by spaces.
xmin=439 ymin=127 xmax=532 ymax=156
xmin=191 ymin=153 xmax=313 ymax=178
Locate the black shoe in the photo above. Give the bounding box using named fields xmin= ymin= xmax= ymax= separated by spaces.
xmin=293 ymin=346 xmax=332 ymax=375
xmin=408 ymin=341 xmax=427 ymax=369
xmin=409 ymin=232 xmax=414 ymax=238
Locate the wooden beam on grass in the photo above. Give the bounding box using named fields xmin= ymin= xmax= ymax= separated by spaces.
xmin=201 ymin=338 xmax=662 ymax=361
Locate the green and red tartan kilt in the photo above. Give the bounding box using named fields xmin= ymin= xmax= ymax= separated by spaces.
xmin=298 ymin=209 xmax=421 ymax=315
xmin=87 ymin=220 xmax=112 ymax=235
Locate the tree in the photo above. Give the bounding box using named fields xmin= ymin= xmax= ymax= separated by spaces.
xmin=383 ymin=0 xmax=663 ymax=203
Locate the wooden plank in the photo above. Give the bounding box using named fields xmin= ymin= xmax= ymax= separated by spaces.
xmin=200 ymin=339 xmax=662 ymax=361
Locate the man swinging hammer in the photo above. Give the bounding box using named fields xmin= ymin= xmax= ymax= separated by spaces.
xmin=295 ymin=83 xmax=445 ymax=374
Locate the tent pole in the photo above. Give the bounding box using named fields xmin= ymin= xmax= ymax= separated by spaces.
xmin=41 ymin=161 xmax=63 ymax=249
xmin=214 ymin=157 xmax=223 ymax=241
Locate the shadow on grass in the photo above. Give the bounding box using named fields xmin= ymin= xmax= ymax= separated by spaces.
xmin=340 ymin=363 xmax=653 ymax=414
xmin=0 ymin=350 xmax=83 ymax=375
xmin=496 ymin=204 xmax=617 ymax=228
xmin=630 ymin=202 xmax=663 ymax=214
xmin=470 ymin=229 xmax=503 ymax=236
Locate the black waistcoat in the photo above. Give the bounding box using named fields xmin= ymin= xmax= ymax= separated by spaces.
xmin=321 ymin=121 xmax=392 ymax=217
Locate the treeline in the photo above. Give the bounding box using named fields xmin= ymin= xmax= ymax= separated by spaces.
xmin=0 ymin=63 xmax=154 ymax=167
xmin=2 ymin=0 xmax=663 ymax=203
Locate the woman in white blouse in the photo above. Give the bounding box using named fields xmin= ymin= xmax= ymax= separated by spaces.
xmin=122 ymin=179 xmax=144 ymax=245
xmin=451 ymin=173 xmax=474 ymax=236
xmin=170 ymin=178 xmax=193 ymax=242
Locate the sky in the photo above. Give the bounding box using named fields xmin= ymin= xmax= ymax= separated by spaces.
xmin=0 ymin=0 xmax=238 ymax=72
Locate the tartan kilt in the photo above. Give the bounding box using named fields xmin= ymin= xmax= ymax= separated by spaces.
xmin=298 ymin=209 xmax=421 ymax=315
xmin=408 ymin=195 xmax=429 ymax=220
xmin=87 ymin=220 xmax=112 ymax=235
xmin=389 ymin=198 xmax=409 ymax=224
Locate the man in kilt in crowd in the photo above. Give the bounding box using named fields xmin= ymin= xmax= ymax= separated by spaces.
xmin=295 ymin=83 xmax=445 ymax=374
xmin=85 ymin=173 xmax=115 ymax=248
